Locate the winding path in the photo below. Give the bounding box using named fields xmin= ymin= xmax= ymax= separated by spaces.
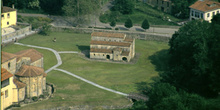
xmin=15 ymin=43 xmax=128 ymax=96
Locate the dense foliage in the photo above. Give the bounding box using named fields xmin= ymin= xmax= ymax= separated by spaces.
xmin=124 ymin=18 xmax=133 ymax=29
xmin=111 ymin=0 xmax=135 ymax=14
xmin=171 ymin=0 xmax=197 ymax=19
xmin=141 ymin=19 xmax=150 ymax=30
xmin=131 ymin=14 xmax=220 ymax=110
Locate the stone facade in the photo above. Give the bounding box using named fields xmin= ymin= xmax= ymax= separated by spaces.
xmin=90 ymin=32 xmax=135 ymax=62
xmin=1 ymin=49 xmax=46 ymax=110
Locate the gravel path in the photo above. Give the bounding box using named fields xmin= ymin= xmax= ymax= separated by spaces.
xmin=14 ymin=43 xmax=128 ymax=96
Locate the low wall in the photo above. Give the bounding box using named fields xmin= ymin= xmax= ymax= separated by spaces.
xmin=2 ymin=25 xmax=32 ymax=41
xmin=51 ymin=27 xmax=171 ymax=42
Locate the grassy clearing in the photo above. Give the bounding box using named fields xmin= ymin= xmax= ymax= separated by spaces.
xmin=4 ymin=32 xmax=169 ymax=109
xmin=100 ymin=2 xmax=181 ymax=26
xmin=2 ymin=45 xmax=56 ymax=70
xmin=18 ymin=32 xmax=91 ymax=51
xmin=59 ymin=40 xmax=169 ymax=93
xmin=13 ymin=71 xmax=130 ymax=110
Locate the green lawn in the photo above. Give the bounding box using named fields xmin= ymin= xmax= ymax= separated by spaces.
xmin=3 ymin=32 xmax=169 ymax=109
xmin=13 ymin=71 xmax=130 ymax=110
xmin=100 ymin=2 xmax=181 ymax=26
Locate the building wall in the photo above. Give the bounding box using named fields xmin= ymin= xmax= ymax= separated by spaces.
xmin=18 ymin=88 xmax=25 ymax=101
xmin=90 ymin=45 xmax=130 ymax=51
xmin=190 ymin=8 xmax=220 ymax=22
xmin=16 ymin=57 xmax=31 ymax=71
xmin=1 ymin=11 xmax=17 ymax=28
xmin=1 ymin=77 xmax=18 ymax=110
xmin=2 ymin=58 xmax=17 ymax=74
xmin=18 ymin=75 xmax=43 ymax=98
xmin=90 ymin=52 xmax=113 ymax=60
xmin=92 ymin=36 xmax=125 ymax=42
xmin=30 ymin=58 xmax=44 ymax=68
xmin=43 ymin=77 xmax=46 ymax=90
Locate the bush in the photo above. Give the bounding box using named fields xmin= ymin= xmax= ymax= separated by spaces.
xmin=39 ymin=94 xmax=44 ymax=98
xmin=32 ymin=96 xmax=38 ymax=102
xmin=115 ymin=28 xmax=119 ymax=30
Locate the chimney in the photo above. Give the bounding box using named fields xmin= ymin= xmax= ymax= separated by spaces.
xmin=12 ymin=4 xmax=14 ymax=9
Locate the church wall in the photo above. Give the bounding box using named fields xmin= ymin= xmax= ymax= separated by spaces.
xmin=16 ymin=57 xmax=31 ymax=71
xmin=2 ymin=58 xmax=17 ymax=74
xmin=30 ymin=58 xmax=43 ymax=68
xmin=18 ymin=75 xmax=43 ymax=98
xmin=92 ymin=36 xmax=124 ymax=42
xmin=18 ymin=88 xmax=25 ymax=101
xmin=90 ymin=52 xmax=113 ymax=60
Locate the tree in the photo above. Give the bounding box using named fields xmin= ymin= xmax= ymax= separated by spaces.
xmin=110 ymin=20 xmax=116 ymax=29
xmin=39 ymin=24 xmax=51 ymax=36
xmin=111 ymin=0 xmax=134 ymax=14
xmin=141 ymin=19 xmax=150 ymax=31
xmin=124 ymin=18 xmax=133 ymax=29
xmin=161 ymin=19 xmax=220 ymax=97
xmin=39 ymin=0 xmax=64 ymax=15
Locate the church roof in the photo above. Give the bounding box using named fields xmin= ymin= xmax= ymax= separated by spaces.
xmin=91 ymin=32 xmax=125 ymax=38
xmin=43 ymin=72 xmax=47 ymax=77
xmin=2 ymin=51 xmax=16 ymax=63
xmin=124 ymin=38 xmax=134 ymax=42
xmin=15 ymin=49 xmax=43 ymax=63
xmin=189 ymin=0 xmax=220 ymax=12
xmin=1 ymin=68 xmax=13 ymax=81
xmin=91 ymin=40 xmax=131 ymax=47
xmin=2 ymin=6 xmax=16 ymax=13
xmin=90 ymin=48 xmax=113 ymax=53
xmin=13 ymin=79 xmax=26 ymax=89
xmin=121 ymin=51 xmax=130 ymax=56
xmin=15 ymin=65 xmax=45 ymax=77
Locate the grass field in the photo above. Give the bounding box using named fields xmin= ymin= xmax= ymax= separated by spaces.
xmin=100 ymin=2 xmax=181 ymax=26
xmin=3 ymin=32 xmax=169 ymax=109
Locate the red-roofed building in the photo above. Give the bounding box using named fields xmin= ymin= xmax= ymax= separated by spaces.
xmin=189 ymin=0 xmax=220 ymax=22
xmin=1 ymin=49 xmax=46 ymax=110
xmin=90 ymin=32 xmax=135 ymax=62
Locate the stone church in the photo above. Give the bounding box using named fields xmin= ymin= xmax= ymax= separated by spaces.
xmin=1 ymin=49 xmax=46 ymax=110
xmin=90 ymin=32 xmax=135 ymax=62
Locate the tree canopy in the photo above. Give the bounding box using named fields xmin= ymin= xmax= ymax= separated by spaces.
xmin=141 ymin=19 xmax=150 ymax=30
xmin=124 ymin=18 xmax=133 ymax=29
xmin=111 ymin=0 xmax=134 ymax=14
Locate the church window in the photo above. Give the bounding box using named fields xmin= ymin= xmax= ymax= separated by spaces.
xmin=5 ymin=90 xmax=8 ymax=98
xmin=7 ymin=13 xmax=10 ymax=18
xmin=94 ymin=54 xmax=95 ymax=56
xmin=207 ymin=13 xmax=210 ymax=17
xmin=8 ymin=62 xmax=11 ymax=68
xmin=7 ymin=22 xmax=9 ymax=25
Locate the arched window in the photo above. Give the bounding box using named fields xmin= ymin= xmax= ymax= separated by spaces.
xmin=8 ymin=62 xmax=11 ymax=68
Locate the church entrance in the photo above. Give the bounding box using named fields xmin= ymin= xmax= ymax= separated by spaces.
xmin=106 ymin=55 xmax=110 ymax=59
xmin=122 ymin=57 xmax=127 ymax=62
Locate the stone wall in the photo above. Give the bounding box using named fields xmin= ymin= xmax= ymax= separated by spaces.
xmin=2 ymin=58 xmax=17 ymax=74
xmin=30 ymin=58 xmax=44 ymax=68
xmin=51 ymin=27 xmax=171 ymax=42
xmin=18 ymin=75 xmax=43 ymax=98
xmin=2 ymin=25 xmax=32 ymax=41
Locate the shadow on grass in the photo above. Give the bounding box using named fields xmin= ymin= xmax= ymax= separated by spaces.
xmin=135 ymin=49 xmax=170 ymax=94
xmin=76 ymin=45 xmax=90 ymax=58
xmin=148 ymin=49 xmax=170 ymax=72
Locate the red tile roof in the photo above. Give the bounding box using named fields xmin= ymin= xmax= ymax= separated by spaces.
xmin=2 ymin=51 xmax=17 ymax=63
xmin=90 ymin=48 xmax=113 ymax=53
xmin=13 ymin=79 xmax=26 ymax=89
xmin=91 ymin=40 xmax=131 ymax=47
xmin=189 ymin=0 xmax=220 ymax=12
xmin=2 ymin=6 xmax=16 ymax=13
xmin=43 ymin=72 xmax=47 ymax=77
xmin=91 ymin=32 xmax=125 ymax=38
xmin=15 ymin=49 xmax=43 ymax=63
xmin=15 ymin=65 xmax=45 ymax=77
xmin=124 ymin=38 xmax=134 ymax=42
xmin=1 ymin=68 xmax=13 ymax=81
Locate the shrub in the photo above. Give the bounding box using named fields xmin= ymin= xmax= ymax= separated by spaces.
xmin=32 ymin=96 xmax=38 ymax=102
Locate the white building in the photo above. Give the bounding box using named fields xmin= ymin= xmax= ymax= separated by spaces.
xmin=189 ymin=0 xmax=220 ymax=22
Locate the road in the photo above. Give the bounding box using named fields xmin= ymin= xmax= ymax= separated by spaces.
xmin=15 ymin=43 xmax=128 ymax=96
